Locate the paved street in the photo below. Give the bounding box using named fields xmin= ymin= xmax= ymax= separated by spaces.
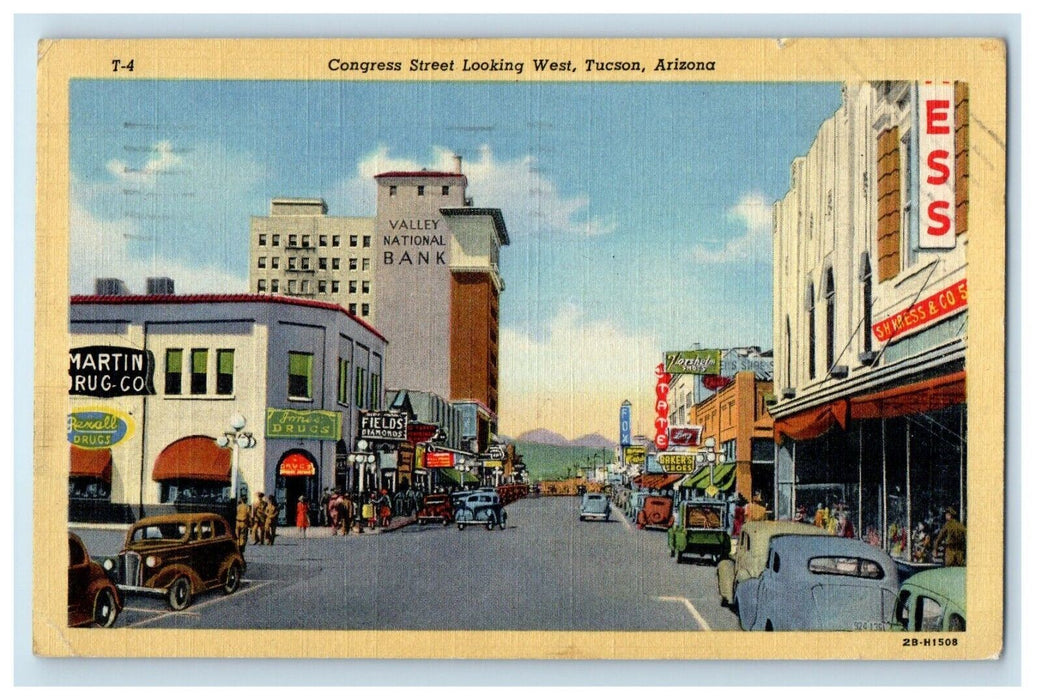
xmin=73 ymin=496 xmax=739 ymax=631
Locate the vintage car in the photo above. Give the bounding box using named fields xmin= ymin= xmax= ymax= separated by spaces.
xmin=579 ymin=492 xmax=611 ymax=521
xmin=636 ymin=495 xmax=674 ymax=530
xmin=416 ymin=493 xmax=454 ymax=525
xmin=716 ymin=520 xmax=822 ymax=608
xmin=454 ymin=492 xmax=507 ymax=530
xmin=667 ymin=498 xmax=730 ymax=563
xmin=68 ymin=532 xmax=122 ymax=628
xmin=103 ymin=512 xmax=246 ymax=611
xmin=890 ymin=566 xmax=966 ymax=632
xmin=627 ymin=490 xmax=649 ymax=521
xmin=734 ymin=534 xmax=899 ymax=631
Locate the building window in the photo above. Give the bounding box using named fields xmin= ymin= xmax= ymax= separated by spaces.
xmin=442 ymin=185 xmax=450 ymax=196
xmin=271 ymin=279 xmax=279 ymax=293
xmin=825 ymin=268 xmax=836 ymax=372
xmin=318 ymin=280 xmax=327 ymax=294
xmin=272 ymin=234 xmax=280 ymax=246
xmin=350 ymin=235 xmax=358 ymax=247
xmin=319 ymin=234 xmax=327 ymax=246
xmin=417 ymin=185 xmax=425 ymax=196
xmin=165 ymin=349 xmax=183 ymax=395
xmin=363 ymin=235 xmax=371 ymax=247
xmin=806 ymin=283 xmax=816 ymax=380
xmin=332 ymin=258 xmax=341 ymax=271
xmin=216 ymin=349 xmax=234 ymax=395
xmin=288 ymin=234 xmax=298 ymax=247
xmin=288 ymin=257 xmax=297 ymax=271
xmin=302 ymin=235 xmax=310 ymax=248
xmin=288 ymin=352 xmax=313 ymax=400
xmin=355 ymin=366 xmax=366 ymax=408
xmin=349 ymin=258 xmax=358 ymax=271
xmin=338 ymin=358 xmax=350 ymax=404
xmin=389 ymin=185 xmax=397 ymax=196
xmin=331 ymin=280 xmax=340 ymax=293
xmin=191 ymin=349 xmax=208 ymax=395
xmin=258 ymin=234 xmax=267 ymax=246
xmin=349 ymin=280 xmax=358 ymax=294
xmin=332 ymin=235 xmax=341 ymax=247
xmin=361 ymin=281 xmax=370 ymax=294
xmin=258 ymin=257 xmax=266 ymax=269
xmin=319 ymin=257 xmax=327 ymax=270
xmin=362 ymin=303 xmax=370 ymax=317
xmin=271 ymin=257 xmax=280 ymax=269
xmin=257 ymin=279 xmax=267 ymax=293
xmin=301 ymin=257 xmax=311 ymax=271
xmin=287 ymin=280 xmax=296 ymax=294
xmin=722 ymin=439 xmax=737 ymax=463
xmin=785 ymin=316 xmax=792 ymax=388
xmin=861 ymin=254 xmax=874 ymax=355
xmin=349 ymin=303 xmax=357 ymax=315
xmin=362 ymin=258 xmax=370 ymax=271
xmin=300 ymin=280 xmax=310 ymax=294
xmin=369 ymin=372 xmax=380 ymax=409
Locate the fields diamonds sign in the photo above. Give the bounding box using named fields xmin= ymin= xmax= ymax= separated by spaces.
xmin=359 ymin=411 xmax=408 ymax=441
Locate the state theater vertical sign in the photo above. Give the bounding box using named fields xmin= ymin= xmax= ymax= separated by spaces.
xmin=654 ymin=364 xmax=671 ymax=451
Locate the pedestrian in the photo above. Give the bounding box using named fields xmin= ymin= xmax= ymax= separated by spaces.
xmin=251 ymin=491 xmax=266 ymax=545
xmin=328 ymin=491 xmax=342 ymax=535
xmin=933 ymin=506 xmax=966 ymax=566
xmin=234 ymin=495 xmax=252 ymax=551
xmin=296 ymin=496 xmax=310 ymax=537
xmin=377 ymin=489 xmax=392 ymax=527
xmin=732 ymin=493 xmax=747 ymax=536
xmin=336 ymin=491 xmax=351 ymax=534
xmin=394 ymin=489 xmax=406 ymax=517
xmin=745 ymin=491 xmax=767 ymax=522
xmin=320 ymin=488 xmax=332 ymax=527
xmin=263 ymin=494 xmax=279 ymax=545
xmin=363 ymin=494 xmax=377 ymax=529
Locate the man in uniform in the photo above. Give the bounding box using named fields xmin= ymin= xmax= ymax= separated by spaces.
xmin=234 ymin=495 xmax=252 ymax=551
xmin=933 ymin=506 xmax=966 ymax=566
xmin=263 ymin=494 xmax=280 ymax=545
xmin=251 ymin=491 xmax=266 ymax=545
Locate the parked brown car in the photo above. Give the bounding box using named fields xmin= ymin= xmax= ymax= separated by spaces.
xmin=68 ymin=532 xmax=122 ymax=627
xmin=103 ymin=512 xmax=246 ymax=611
xmin=636 ymin=495 xmax=675 ymax=530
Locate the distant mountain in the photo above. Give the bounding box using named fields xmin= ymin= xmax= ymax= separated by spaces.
xmin=515 ymin=428 xmax=570 ymax=446
xmin=570 ymin=433 xmax=615 ymax=450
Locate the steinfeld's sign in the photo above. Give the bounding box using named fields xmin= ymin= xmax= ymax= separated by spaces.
xmin=663 ymin=349 xmax=722 ymax=375
xmin=872 ymin=279 xmax=967 ymax=342
xmin=69 ymin=345 xmax=156 ymax=398
xmin=359 ymin=411 xmax=408 ymax=441
xmin=266 ymin=408 xmax=342 ymax=440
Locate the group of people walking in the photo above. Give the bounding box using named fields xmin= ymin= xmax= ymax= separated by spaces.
xmin=234 ymin=492 xmax=281 ymax=549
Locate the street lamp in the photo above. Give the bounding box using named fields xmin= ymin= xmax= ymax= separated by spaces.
xmin=695 ymin=437 xmax=724 ymax=498
xmin=349 ymin=439 xmax=376 ymax=532
xmin=215 ymin=413 xmax=256 ymax=501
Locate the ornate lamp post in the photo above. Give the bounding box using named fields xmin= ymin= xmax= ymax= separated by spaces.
xmin=215 ymin=413 xmax=256 ymax=502
xmin=349 ymin=439 xmax=376 ymax=532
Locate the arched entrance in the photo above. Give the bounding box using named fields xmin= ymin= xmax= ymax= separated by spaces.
xmin=276 ymin=449 xmax=318 ymax=525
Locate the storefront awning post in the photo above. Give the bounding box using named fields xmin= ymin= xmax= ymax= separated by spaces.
xmin=905 ymin=416 xmax=912 ymax=560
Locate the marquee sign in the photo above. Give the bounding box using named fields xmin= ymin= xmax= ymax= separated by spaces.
xmin=425 ymin=451 xmax=455 ymax=468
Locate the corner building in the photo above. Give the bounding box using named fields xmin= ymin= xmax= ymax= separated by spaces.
xmin=771 ymin=82 xmax=971 ymax=560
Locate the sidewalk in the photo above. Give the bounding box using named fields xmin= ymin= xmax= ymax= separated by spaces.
xmin=70 ymin=515 xmax=418 ymax=536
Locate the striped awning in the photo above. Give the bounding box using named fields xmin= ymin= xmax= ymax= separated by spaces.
xmin=633 ymin=473 xmax=684 ymax=490
xmin=70 ymin=446 xmax=112 ymax=482
xmin=152 ymin=435 xmax=231 ymax=482
xmin=680 ymin=462 xmax=738 ymax=491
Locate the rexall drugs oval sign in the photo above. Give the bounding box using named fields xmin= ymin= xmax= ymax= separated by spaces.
xmin=67 ymin=407 xmax=134 ymax=449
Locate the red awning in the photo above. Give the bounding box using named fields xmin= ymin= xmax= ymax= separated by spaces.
xmin=70 ymin=446 xmax=112 ymax=482
xmin=634 ymin=473 xmax=684 ymax=490
xmin=773 ymin=399 xmax=849 ymax=444
xmin=850 ymin=371 xmax=965 ymax=420
xmin=152 ymin=436 xmax=231 ymax=482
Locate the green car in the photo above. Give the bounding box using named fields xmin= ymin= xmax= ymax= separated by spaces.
xmin=667 ymin=499 xmax=731 ymax=564
xmin=890 ymin=566 xmax=966 ymax=632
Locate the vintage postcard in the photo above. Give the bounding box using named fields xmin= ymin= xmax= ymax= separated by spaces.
xmin=34 ymin=37 xmax=1006 ymax=660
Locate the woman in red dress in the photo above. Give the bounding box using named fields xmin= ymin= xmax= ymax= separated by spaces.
xmin=296 ymin=496 xmax=310 ymax=537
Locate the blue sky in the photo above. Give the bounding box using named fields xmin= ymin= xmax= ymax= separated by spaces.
xmin=70 ymin=79 xmax=841 ymax=439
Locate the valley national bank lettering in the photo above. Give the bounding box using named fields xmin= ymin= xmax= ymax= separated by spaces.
xmin=383 ymin=219 xmax=447 ymax=266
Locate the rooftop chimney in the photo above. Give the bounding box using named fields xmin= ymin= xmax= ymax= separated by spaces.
xmin=453 ymin=155 xmax=463 ymax=174
xmin=146 ymin=277 xmax=175 ymax=295
xmin=94 ymin=278 xmax=129 ymax=296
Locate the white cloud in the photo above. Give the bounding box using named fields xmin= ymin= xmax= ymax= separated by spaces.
xmin=69 ymin=202 xmax=247 ymax=295
xmin=499 ymin=305 xmax=660 ymax=441
xmin=325 ymin=144 xmax=614 ymax=238
xmin=105 ymin=141 xmax=182 ymax=182
xmin=691 ymin=192 xmax=774 ymax=264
